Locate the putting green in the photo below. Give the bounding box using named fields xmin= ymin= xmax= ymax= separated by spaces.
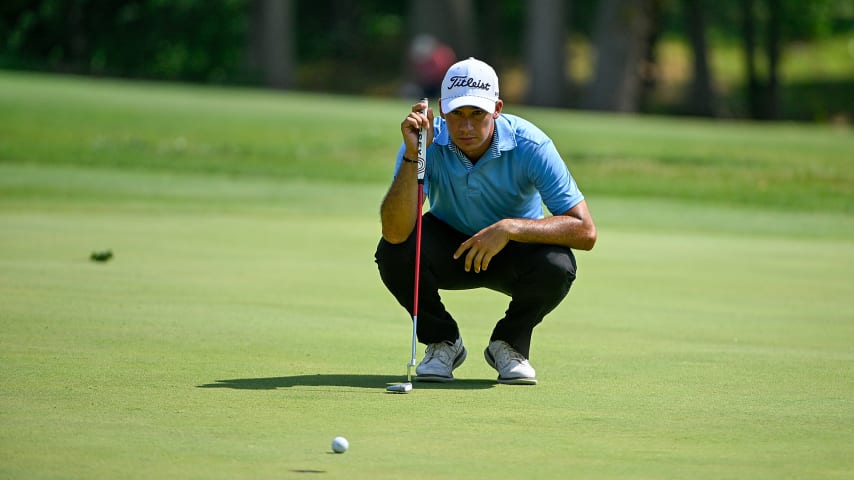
xmin=2 ymin=164 xmax=852 ymax=479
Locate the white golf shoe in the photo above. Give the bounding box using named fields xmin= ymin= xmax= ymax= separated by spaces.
xmin=415 ymin=337 xmax=467 ymax=382
xmin=484 ymin=340 xmax=538 ymax=385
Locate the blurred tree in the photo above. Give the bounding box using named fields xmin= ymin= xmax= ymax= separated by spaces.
xmin=0 ymin=0 xmax=250 ymax=82
xmin=742 ymin=0 xmax=783 ymax=120
xmin=0 ymin=0 xmax=849 ymax=121
xmin=475 ymin=0 xmax=507 ymax=69
xmin=524 ymin=0 xmax=569 ymax=107
xmin=684 ymin=0 xmax=717 ymax=117
xmin=766 ymin=0 xmax=782 ymax=120
xmin=290 ymin=0 xmax=405 ymax=93
xmin=583 ymin=0 xmax=659 ymax=112
xmin=638 ymin=0 xmax=663 ymax=113
xmin=249 ymin=0 xmax=294 ymax=89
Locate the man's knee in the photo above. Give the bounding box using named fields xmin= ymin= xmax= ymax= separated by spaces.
xmin=525 ymin=247 xmax=577 ymax=296
xmin=375 ymin=237 xmax=416 ymax=295
xmin=375 ymin=235 xmax=413 ymax=268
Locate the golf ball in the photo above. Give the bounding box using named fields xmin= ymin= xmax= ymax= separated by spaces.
xmin=331 ymin=436 xmax=349 ymax=454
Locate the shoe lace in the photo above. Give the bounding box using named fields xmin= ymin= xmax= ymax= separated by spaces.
xmin=493 ymin=342 xmax=526 ymax=369
xmin=424 ymin=341 xmax=456 ymax=367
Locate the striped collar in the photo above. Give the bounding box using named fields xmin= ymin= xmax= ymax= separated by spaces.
xmin=448 ymin=128 xmax=502 ymax=170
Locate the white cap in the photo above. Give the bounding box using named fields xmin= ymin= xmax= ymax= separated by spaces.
xmin=440 ymin=57 xmax=499 ymax=113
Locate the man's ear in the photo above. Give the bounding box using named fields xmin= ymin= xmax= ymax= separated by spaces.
xmin=493 ymin=99 xmax=504 ymax=118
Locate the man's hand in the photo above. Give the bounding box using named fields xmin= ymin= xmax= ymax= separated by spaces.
xmin=453 ymin=220 xmax=511 ymax=273
xmin=452 ymin=202 xmax=598 ymax=272
xmin=400 ymin=100 xmax=434 ymax=159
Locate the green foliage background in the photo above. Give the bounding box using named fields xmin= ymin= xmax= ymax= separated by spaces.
xmin=1 ymin=0 xmax=852 ymax=121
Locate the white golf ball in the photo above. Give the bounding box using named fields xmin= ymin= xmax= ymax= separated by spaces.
xmin=331 ymin=436 xmax=349 ymax=454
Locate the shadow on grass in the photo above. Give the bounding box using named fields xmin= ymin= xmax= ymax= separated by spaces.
xmin=197 ymin=374 xmax=495 ymax=391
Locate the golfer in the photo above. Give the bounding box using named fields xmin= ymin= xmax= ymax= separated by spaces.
xmin=376 ymin=57 xmax=596 ymax=385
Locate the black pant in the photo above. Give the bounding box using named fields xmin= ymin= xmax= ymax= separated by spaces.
xmin=375 ymin=213 xmax=577 ymax=359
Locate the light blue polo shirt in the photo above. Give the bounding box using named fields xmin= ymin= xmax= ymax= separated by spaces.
xmin=394 ymin=113 xmax=584 ymax=236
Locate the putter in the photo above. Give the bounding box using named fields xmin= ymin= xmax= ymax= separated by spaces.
xmin=387 ymin=98 xmax=428 ymax=395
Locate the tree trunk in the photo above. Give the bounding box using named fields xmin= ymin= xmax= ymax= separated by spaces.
xmin=684 ymin=0 xmax=717 ymax=117
xmin=638 ymin=0 xmax=662 ymax=112
xmin=583 ymin=0 xmax=657 ymax=112
xmin=68 ymin=1 xmax=87 ymax=72
xmin=765 ymin=0 xmax=782 ymax=119
xmin=250 ymin=0 xmax=295 ymax=89
xmin=741 ymin=0 xmax=762 ymax=118
xmin=525 ymin=0 xmax=569 ymax=107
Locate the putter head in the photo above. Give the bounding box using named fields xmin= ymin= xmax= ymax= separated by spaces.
xmin=386 ymin=382 xmax=413 ymax=393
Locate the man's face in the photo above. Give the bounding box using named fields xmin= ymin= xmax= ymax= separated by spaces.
xmin=441 ymin=101 xmax=503 ymax=160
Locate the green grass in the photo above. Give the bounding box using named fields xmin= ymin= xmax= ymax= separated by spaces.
xmin=2 ymin=71 xmax=851 ymax=212
xmin=1 ymin=71 xmax=853 ymax=479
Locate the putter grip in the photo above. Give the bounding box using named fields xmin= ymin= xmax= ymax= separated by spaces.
xmin=416 ymin=98 xmax=428 ymax=182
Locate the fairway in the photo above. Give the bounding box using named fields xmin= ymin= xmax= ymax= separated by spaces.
xmin=1 ymin=72 xmax=853 ymax=479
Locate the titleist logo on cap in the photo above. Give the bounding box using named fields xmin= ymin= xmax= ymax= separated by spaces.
xmin=447 ymin=76 xmax=492 ymax=91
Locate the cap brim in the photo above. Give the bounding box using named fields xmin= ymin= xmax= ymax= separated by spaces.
xmin=441 ymin=95 xmax=497 ymax=113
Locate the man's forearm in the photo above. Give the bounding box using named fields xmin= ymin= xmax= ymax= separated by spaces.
xmin=501 ymin=204 xmax=596 ymax=251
